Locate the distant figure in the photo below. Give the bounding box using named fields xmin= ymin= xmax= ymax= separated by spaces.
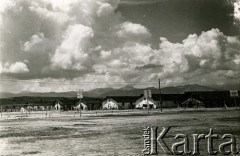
xmin=224 ymin=102 xmax=228 ymax=109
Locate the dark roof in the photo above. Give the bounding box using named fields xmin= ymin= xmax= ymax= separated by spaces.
xmin=54 ymin=100 xmax=63 ymax=105
xmin=104 ymin=96 xmax=140 ymax=103
xmin=152 ymin=94 xmax=183 ymax=101
xmin=0 ymin=97 xmax=103 ymax=106
xmin=184 ymin=91 xmax=239 ymax=100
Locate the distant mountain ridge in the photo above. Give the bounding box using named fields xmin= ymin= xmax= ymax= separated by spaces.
xmin=0 ymin=84 xmax=219 ymax=98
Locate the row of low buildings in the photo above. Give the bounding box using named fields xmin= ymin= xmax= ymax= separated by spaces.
xmin=0 ymin=91 xmax=239 ymax=112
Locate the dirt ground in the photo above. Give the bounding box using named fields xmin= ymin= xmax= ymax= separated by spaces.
xmin=0 ymin=108 xmax=240 ymax=156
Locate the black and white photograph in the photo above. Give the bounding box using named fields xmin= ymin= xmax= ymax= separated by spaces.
xmin=0 ymin=0 xmax=240 ymax=155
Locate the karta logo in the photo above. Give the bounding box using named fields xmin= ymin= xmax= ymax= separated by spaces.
xmin=142 ymin=127 xmax=239 ymax=155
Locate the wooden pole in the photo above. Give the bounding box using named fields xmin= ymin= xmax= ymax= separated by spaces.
xmin=74 ymin=106 xmax=76 ymax=117
xmin=0 ymin=92 xmax=1 ymax=116
xmin=158 ymin=79 xmax=162 ymax=112
xmin=147 ymin=97 xmax=149 ymax=115
xmin=234 ymin=96 xmax=237 ymax=109
xmin=79 ymin=98 xmax=82 ymax=117
xmin=45 ymin=104 xmax=47 ymax=116
xmin=1 ymin=105 xmax=2 ymax=117
xmin=21 ymin=111 xmax=22 ymax=119
xmin=59 ymin=103 xmax=61 ymax=115
xmin=144 ymin=90 xmax=150 ymax=115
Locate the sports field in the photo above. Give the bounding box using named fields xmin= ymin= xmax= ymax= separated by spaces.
xmin=0 ymin=109 xmax=239 ymax=155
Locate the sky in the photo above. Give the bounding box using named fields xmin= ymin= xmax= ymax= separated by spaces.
xmin=0 ymin=0 xmax=240 ymax=93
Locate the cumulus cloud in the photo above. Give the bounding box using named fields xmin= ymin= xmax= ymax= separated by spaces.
xmin=91 ymin=28 xmax=240 ymax=87
xmin=22 ymin=33 xmax=45 ymax=51
xmin=234 ymin=0 xmax=240 ymax=24
xmin=0 ymin=0 xmax=122 ymax=76
xmin=156 ymin=29 xmax=240 ymax=85
xmin=51 ymin=24 xmax=93 ymax=71
xmin=0 ymin=61 xmax=29 ymax=74
xmin=0 ymin=0 xmax=240 ymax=92
xmin=116 ymin=21 xmax=151 ymax=40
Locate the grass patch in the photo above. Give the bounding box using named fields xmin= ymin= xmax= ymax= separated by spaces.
xmin=73 ymin=123 xmax=97 ymax=127
xmin=0 ymin=126 xmax=78 ymax=138
xmin=217 ymin=117 xmax=240 ymax=122
xmin=22 ymin=151 xmax=41 ymax=155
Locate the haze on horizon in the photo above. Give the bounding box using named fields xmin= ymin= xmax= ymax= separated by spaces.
xmin=0 ymin=0 xmax=240 ymax=93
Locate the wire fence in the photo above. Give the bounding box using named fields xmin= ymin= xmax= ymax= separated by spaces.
xmin=0 ymin=107 xmax=238 ymax=120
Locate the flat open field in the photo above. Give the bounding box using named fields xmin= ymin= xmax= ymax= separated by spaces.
xmin=0 ymin=109 xmax=240 ymax=156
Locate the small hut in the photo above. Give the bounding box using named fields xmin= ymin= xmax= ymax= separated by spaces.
xmin=75 ymin=101 xmax=88 ymax=111
xmin=27 ymin=105 xmax=33 ymax=111
xmin=20 ymin=107 xmax=27 ymax=112
xmin=135 ymin=97 xmax=156 ymax=109
xmin=102 ymin=98 xmax=118 ymax=110
xmin=181 ymin=97 xmax=204 ymax=108
xmin=54 ymin=100 xmax=63 ymax=110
